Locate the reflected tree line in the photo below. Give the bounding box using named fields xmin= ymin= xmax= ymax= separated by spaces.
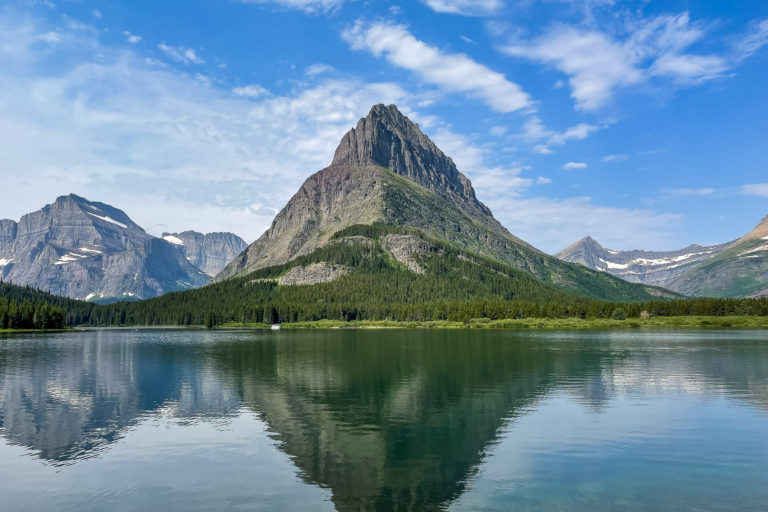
xmin=1 ymin=330 xmax=767 ymax=510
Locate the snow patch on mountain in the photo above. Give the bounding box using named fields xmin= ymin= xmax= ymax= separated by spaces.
xmin=85 ymin=212 xmax=128 ymax=229
xmin=163 ymin=235 xmax=185 ymax=246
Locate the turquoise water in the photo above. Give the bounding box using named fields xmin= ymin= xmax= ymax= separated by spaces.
xmin=1 ymin=328 xmax=767 ymax=511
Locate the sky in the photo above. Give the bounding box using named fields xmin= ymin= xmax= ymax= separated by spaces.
xmin=1 ymin=0 xmax=767 ymax=253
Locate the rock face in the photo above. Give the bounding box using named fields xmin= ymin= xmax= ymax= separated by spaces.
xmin=555 ymin=236 xmax=730 ymax=288
xmin=557 ymin=214 xmax=768 ymax=298
xmin=278 ymin=262 xmax=349 ymax=286
xmin=162 ymin=231 xmax=247 ymax=277
xmin=0 ymin=195 xmax=209 ymax=300
xmin=332 ymin=104 xmax=494 ymax=222
xmin=381 ymin=234 xmax=433 ymax=274
xmin=215 ymin=104 xmax=669 ymax=302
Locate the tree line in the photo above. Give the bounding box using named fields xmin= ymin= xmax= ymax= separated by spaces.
xmin=0 ymin=297 xmax=66 ymax=329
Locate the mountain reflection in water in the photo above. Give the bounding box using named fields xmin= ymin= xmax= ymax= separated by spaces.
xmin=1 ymin=329 xmax=767 ymax=511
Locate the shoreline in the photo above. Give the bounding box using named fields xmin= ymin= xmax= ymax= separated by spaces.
xmin=3 ymin=316 xmax=767 ymax=333
xmin=218 ymin=316 xmax=768 ymax=330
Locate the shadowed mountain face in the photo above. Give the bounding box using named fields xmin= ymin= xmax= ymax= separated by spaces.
xmin=215 ymin=105 xmax=669 ymax=302
xmin=557 ymin=214 xmax=768 ymax=298
xmin=0 ymin=195 xmax=210 ymax=300
xmin=2 ymin=330 xmax=768 ymax=510
xmin=161 ymin=230 xmax=247 ymax=277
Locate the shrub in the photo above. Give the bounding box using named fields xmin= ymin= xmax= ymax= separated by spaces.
xmin=612 ymin=307 xmax=628 ymax=320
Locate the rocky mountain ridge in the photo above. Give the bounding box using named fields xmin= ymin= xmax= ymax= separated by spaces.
xmin=215 ymin=104 xmax=671 ymax=302
xmin=557 ymin=214 xmax=768 ymax=298
xmin=0 ymin=195 xmax=244 ymax=300
xmin=555 ymin=236 xmax=731 ymax=288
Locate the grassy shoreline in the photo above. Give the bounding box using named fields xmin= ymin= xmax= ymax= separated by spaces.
xmin=219 ymin=316 xmax=768 ymax=330
xmin=4 ymin=317 xmax=766 ymax=333
xmin=0 ymin=328 xmax=75 ymax=334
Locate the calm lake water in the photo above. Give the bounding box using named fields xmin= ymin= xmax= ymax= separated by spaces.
xmin=1 ymin=328 xmax=767 ymax=511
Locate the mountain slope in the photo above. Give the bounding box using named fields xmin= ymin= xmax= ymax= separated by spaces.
xmin=557 ymin=214 xmax=768 ymax=298
xmin=0 ymin=195 xmax=209 ymax=300
xmin=216 ymin=104 xmax=670 ymax=302
xmin=668 ymin=215 xmax=768 ymax=298
xmin=556 ymin=236 xmax=730 ymax=288
xmin=162 ymin=231 xmax=247 ymax=277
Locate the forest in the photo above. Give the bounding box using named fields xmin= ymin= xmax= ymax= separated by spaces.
xmin=1 ymin=224 xmax=767 ymax=329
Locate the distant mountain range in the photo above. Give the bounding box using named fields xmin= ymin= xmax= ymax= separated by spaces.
xmin=0 ymin=194 xmax=246 ymax=301
xmin=557 ymin=215 xmax=768 ymax=298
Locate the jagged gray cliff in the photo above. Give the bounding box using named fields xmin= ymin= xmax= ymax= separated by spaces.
xmin=161 ymin=231 xmax=247 ymax=277
xmin=0 ymin=194 xmax=209 ymax=300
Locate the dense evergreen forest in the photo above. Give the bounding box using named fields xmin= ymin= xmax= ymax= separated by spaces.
xmin=1 ymin=225 xmax=767 ymax=329
xmin=0 ymin=284 xmax=69 ymax=329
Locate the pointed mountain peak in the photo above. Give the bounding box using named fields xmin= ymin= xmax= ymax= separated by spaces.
xmin=47 ymin=194 xmax=144 ymax=233
xmin=330 ymin=104 xmax=487 ymax=211
xmin=557 ymin=236 xmax=604 ymax=257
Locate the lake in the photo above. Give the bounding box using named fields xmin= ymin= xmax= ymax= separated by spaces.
xmin=1 ymin=328 xmax=767 ymax=511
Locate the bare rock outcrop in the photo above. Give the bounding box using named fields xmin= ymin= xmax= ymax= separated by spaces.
xmin=278 ymin=262 xmax=349 ymax=286
xmin=381 ymin=234 xmax=432 ymax=274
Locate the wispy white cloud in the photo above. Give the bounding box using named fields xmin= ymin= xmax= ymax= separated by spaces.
xmin=522 ymin=116 xmax=600 ymax=153
xmin=305 ymin=63 xmax=334 ymax=76
xmin=740 ymin=183 xmax=768 ymax=197
xmin=238 ymin=0 xmax=347 ymax=14
xmin=158 ymin=43 xmax=204 ymax=64
xmin=737 ymin=19 xmax=768 ymax=60
xmin=662 ymin=187 xmax=716 ymax=197
xmin=486 ymin=196 xmax=684 ymax=253
xmin=0 ymin=13 xmax=409 ymax=240
xmin=602 ymin=153 xmax=628 ymax=162
xmin=422 ymin=0 xmax=502 ymax=16
xmin=501 ymin=12 xmax=756 ymax=110
xmin=232 ymin=84 xmax=270 ymax=97
xmin=564 ymin=162 xmax=587 ymax=170
xmin=536 ymin=176 xmax=552 ymax=184
xmin=123 ymin=31 xmax=142 ymax=44
xmin=342 ymin=20 xmax=532 ymax=113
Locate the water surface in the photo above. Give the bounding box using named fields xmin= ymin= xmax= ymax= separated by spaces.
xmin=1 ymin=328 xmax=767 ymax=511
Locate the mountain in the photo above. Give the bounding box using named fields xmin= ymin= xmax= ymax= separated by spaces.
xmin=667 ymin=215 xmax=768 ymax=298
xmin=161 ymin=231 xmax=247 ymax=277
xmin=0 ymin=194 xmax=209 ymax=301
xmin=557 ymin=214 xmax=768 ymax=298
xmin=215 ymin=104 xmax=670 ymax=302
xmin=555 ymin=236 xmax=731 ymax=288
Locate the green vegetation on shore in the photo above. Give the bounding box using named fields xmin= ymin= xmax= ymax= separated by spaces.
xmin=219 ymin=315 xmax=768 ymax=330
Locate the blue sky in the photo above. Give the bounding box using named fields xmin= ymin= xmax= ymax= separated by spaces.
xmin=1 ymin=0 xmax=767 ymax=252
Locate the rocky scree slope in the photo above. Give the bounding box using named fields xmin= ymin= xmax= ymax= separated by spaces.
xmin=215 ymin=104 xmax=672 ymax=302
